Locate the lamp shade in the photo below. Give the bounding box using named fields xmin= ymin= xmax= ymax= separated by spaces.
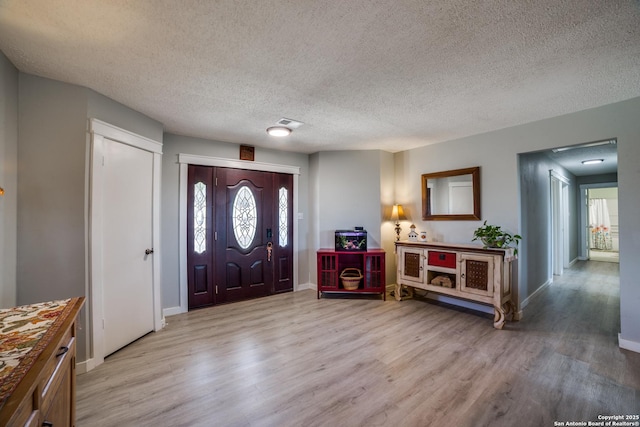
xmin=391 ymin=204 xmax=407 ymax=221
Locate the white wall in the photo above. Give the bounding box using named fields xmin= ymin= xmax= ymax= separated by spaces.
xmin=0 ymin=52 xmax=18 ymax=308
xmin=395 ymin=96 xmax=640 ymax=347
xmin=160 ymin=133 xmax=310 ymax=309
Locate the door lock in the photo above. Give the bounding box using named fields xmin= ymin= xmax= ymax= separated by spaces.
xmin=145 ymin=248 xmax=154 ymax=255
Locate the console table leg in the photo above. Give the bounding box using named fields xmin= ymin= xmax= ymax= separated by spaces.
xmin=394 ymin=283 xmax=402 ymax=301
xmin=493 ymin=305 xmax=506 ymax=329
xmin=504 ymin=301 xmax=516 ymax=320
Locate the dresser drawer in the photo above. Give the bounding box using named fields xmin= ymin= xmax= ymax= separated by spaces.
xmin=427 ymin=250 xmax=457 ymax=269
xmin=40 ymin=326 xmax=74 ymax=413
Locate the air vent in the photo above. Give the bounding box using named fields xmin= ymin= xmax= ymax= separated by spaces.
xmin=276 ymin=118 xmax=304 ymax=129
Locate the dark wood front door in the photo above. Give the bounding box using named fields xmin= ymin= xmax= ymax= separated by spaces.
xmin=187 ymin=165 xmax=293 ymax=309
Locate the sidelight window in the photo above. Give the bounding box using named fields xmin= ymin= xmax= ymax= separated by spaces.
xmin=193 ymin=182 xmax=207 ymax=254
xmin=279 ymin=187 xmax=288 ymax=247
xmin=232 ymin=186 xmax=257 ymax=249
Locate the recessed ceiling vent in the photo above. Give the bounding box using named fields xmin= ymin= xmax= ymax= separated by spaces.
xmin=276 ymin=118 xmax=304 ymax=129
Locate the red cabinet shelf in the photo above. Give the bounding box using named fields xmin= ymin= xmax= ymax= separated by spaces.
xmin=316 ymin=249 xmax=386 ymax=300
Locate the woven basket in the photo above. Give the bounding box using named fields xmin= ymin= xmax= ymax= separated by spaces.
xmin=340 ymin=268 xmax=363 ymax=290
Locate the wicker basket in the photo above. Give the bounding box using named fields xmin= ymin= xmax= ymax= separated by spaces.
xmin=340 ymin=268 xmax=363 ymax=290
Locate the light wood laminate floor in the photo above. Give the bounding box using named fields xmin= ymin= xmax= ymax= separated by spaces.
xmin=77 ymin=261 xmax=640 ymax=426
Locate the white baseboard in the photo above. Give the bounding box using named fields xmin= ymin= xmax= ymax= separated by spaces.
xmin=297 ymin=282 xmax=315 ymax=291
xmin=568 ymin=257 xmax=579 ymax=267
xmin=520 ymin=278 xmax=552 ymax=311
xmin=619 ymin=334 xmax=640 ymax=353
xmin=163 ymin=306 xmax=184 ymax=318
xmin=578 ymin=256 xmax=588 ymax=261
xmin=76 ymin=358 xmax=96 ymax=374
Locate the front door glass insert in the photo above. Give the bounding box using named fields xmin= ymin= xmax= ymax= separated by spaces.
xmin=232 ymin=185 xmax=257 ymax=249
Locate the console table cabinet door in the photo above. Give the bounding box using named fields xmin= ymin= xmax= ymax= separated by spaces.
xmin=398 ymin=246 xmax=424 ymax=285
xmin=459 ymin=252 xmax=495 ymax=298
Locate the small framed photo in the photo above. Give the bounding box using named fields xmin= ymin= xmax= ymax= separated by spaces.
xmin=240 ymin=145 xmax=255 ymax=161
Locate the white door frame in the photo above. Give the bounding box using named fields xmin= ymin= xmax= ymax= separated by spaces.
xmin=549 ymin=170 xmax=570 ymax=277
xmin=176 ymin=154 xmax=300 ymax=314
xmin=87 ymin=119 xmax=163 ymax=371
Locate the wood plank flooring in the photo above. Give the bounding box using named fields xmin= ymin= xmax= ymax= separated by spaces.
xmin=76 ymin=260 xmax=640 ymax=426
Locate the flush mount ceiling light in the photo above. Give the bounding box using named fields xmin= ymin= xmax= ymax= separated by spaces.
xmin=266 ymin=126 xmax=291 ymax=137
xmin=582 ymin=159 xmax=604 ymax=165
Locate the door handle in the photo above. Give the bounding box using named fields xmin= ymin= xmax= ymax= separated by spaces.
xmin=266 ymin=242 xmax=273 ymax=262
xmin=145 ymin=248 xmax=154 ymax=255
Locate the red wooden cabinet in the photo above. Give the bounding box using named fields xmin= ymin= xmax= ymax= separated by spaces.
xmin=316 ymin=249 xmax=386 ymax=300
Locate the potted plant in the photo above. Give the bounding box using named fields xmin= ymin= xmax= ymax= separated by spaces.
xmin=472 ymin=221 xmax=522 ymax=254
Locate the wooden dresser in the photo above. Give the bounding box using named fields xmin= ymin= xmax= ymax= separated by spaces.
xmin=395 ymin=241 xmax=515 ymax=329
xmin=0 ymin=297 xmax=85 ymax=427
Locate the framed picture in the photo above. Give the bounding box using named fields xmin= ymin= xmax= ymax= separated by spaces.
xmin=240 ymin=145 xmax=255 ymax=161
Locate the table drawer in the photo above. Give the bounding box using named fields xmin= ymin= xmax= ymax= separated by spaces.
xmin=427 ymin=250 xmax=457 ymax=269
xmin=40 ymin=326 xmax=74 ymax=412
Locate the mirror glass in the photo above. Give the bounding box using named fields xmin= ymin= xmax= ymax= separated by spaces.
xmin=422 ymin=167 xmax=480 ymax=220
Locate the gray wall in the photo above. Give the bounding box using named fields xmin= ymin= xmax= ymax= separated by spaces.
xmin=518 ymin=151 xmax=577 ymax=301
xmin=87 ymin=90 xmax=164 ymax=143
xmin=0 ymin=52 xmax=18 ymax=308
xmin=395 ymin=96 xmax=640 ymax=345
xmin=16 ymin=74 xmax=163 ymax=362
xmin=160 ymin=133 xmax=310 ymax=309
xmin=379 ymin=150 xmax=396 ymax=287
xmin=310 ymin=150 xmax=391 ymax=288
xmin=17 ymin=74 xmax=88 ymax=304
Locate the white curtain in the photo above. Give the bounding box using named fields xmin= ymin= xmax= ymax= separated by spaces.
xmin=589 ymin=199 xmax=612 ymax=250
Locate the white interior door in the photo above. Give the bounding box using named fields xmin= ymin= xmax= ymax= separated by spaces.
xmin=102 ymin=137 xmax=154 ymax=356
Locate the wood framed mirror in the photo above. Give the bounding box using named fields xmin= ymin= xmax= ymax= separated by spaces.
xmin=421 ymin=166 xmax=480 ymax=220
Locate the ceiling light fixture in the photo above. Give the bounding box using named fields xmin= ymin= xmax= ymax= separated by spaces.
xmin=266 ymin=126 xmax=291 ymax=137
xmin=582 ymin=159 xmax=604 ymax=165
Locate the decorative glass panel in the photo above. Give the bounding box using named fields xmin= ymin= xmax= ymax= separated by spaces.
xmin=279 ymin=187 xmax=288 ymax=247
xmin=193 ymin=182 xmax=207 ymax=254
xmin=232 ymin=186 xmax=257 ymax=249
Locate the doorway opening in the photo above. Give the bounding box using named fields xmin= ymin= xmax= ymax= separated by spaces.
xmin=581 ymin=185 xmax=619 ymax=263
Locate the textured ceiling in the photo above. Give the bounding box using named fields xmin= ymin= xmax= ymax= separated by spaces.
xmin=1 ymin=0 xmax=639 ymax=155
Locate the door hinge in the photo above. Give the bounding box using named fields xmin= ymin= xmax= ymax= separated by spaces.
xmin=215 ymin=177 xmax=218 ymax=186
xmin=215 ymin=231 xmax=218 ymax=240
xmin=102 ymin=319 xmax=105 ymax=329
xmin=102 ymin=155 xmax=105 ymax=166
xmin=215 ymin=285 xmax=218 ymax=294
